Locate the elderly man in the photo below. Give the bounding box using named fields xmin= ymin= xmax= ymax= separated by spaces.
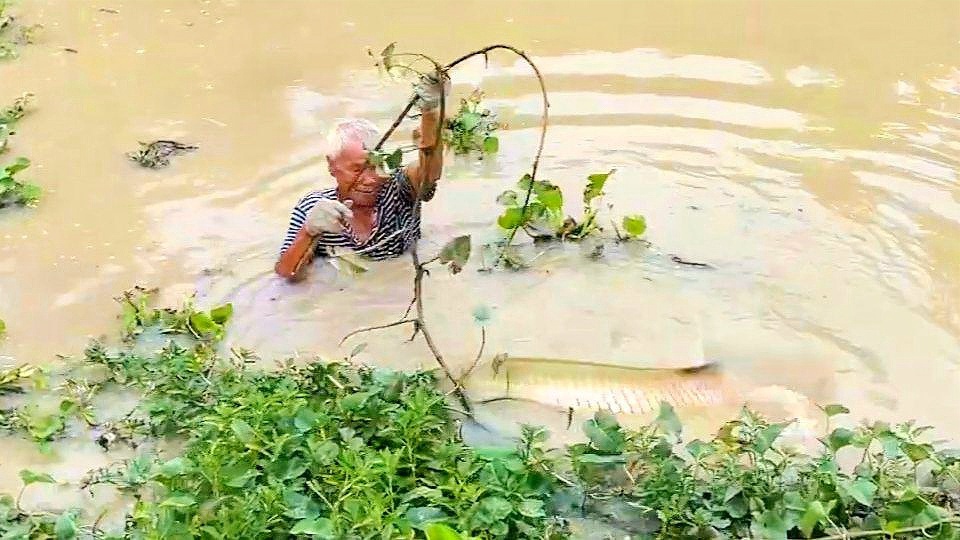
xmin=275 ymin=74 xmax=448 ymax=280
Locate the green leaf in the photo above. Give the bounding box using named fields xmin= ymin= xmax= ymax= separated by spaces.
xmin=0 ymin=318 xmax=5 ymax=335
xmin=189 ymin=311 xmax=219 ymax=336
xmin=425 ymin=523 xmax=464 ymax=540
xmin=5 ymin=157 xmax=30 ymax=175
xmin=439 ymin=235 xmax=471 ymax=274
xmin=160 ymin=494 xmax=196 ymax=508
xmin=826 ymin=427 xmax=855 ymax=452
xmin=496 ymin=189 xmax=518 ymax=206
xmin=903 ymin=442 xmax=933 ymax=462
xmin=385 ymin=148 xmax=403 ymax=171
xmin=752 ymin=509 xmax=788 ymax=540
xmin=209 ymin=303 xmax=233 ymax=324
xmin=230 ymin=418 xmax=256 ymax=444
xmin=405 ymin=506 xmax=446 ymax=527
xmin=482 ymin=136 xmax=499 ymax=153
xmin=19 ymin=469 xmax=55 ymax=485
xmin=158 ymin=457 xmax=192 ymax=477
xmin=622 ymin=214 xmax=647 ymax=237
xmin=459 ymin=112 xmax=481 ymax=131
xmin=841 ymin=478 xmax=877 ymax=507
xmin=341 ymin=391 xmax=374 ymax=411
xmin=54 ymin=510 xmax=78 ymax=540
xmin=655 ymin=402 xmax=682 ymax=435
xmin=290 ymin=517 xmax=335 ymax=537
xmin=222 ymin=463 xmax=257 ymax=488
xmin=822 ymin=404 xmax=850 ymax=417
xmin=755 ymin=422 xmax=788 ymax=454
xmin=498 ymin=206 xmax=525 ymax=229
xmin=724 ymin=494 xmax=748 ymax=519
xmin=518 ymin=498 xmax=545 ymax=517
xmin=575 ymin=453 xmax=628 ymax=464
xmin=26 ymin=412 xmax=64 ymax=440
xmin=798 ymin=500 xmax=834 ymax=538
xmin=584 ymin=169 xmax=615 ymax=204
xmin=478 ymin=496 xmax=513 ymax=521
xmin=536 ymin=182 xmax=563 ymax=212
xmin=583 ymin=412 xmax=625 ymax=453
xmin=294 ymin=408 xmax=319 ymax=432
xmin=18 ymin=183 xmax=41 ymax=203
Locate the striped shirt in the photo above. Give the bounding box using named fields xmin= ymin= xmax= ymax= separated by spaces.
xmin=280 ymin=169 xmax=421 ymax=260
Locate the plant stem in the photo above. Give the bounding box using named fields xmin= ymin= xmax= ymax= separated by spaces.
xmin=339 ymin=318 xmax=416 ymax=346
xmin=812 ymin=517 xmax=960 ymax=539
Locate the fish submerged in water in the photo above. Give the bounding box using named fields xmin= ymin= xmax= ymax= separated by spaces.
xmin=467 ymin=355 xmax=740 ymax=415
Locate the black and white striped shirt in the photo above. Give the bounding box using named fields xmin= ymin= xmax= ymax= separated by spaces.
xmin=280 ymin=169 xmax=421 ymax=260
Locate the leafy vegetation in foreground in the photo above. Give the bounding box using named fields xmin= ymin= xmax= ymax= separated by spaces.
xmin=2 ymin=291 xmax=960 ymax=539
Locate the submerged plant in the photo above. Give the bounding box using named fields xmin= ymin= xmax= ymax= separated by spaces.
xmin=126 ymin=140 xmax=198 ymax=169
xmin=444 ymin=90 xmax=501 ymax=157
xmin=0 ymin=1 xmax=41 ymax=60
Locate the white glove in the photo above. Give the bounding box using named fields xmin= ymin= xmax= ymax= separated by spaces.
xmin=414 ymin=72 xmax=451 ymax=110
xmin=305 ymin=199 xmax=353 ymax=235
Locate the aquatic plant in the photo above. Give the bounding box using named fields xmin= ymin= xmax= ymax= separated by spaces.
xmin=444 ymin=90 xmax=501 ymax=157
xmin=126 ymin=140 xmax=198 ymax=169
xmin=0 ymin=0 xmax=40 ymax=60
xmin=2 ymin=293 xmax=960 ymax=539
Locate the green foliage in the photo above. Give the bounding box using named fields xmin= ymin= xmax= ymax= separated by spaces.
xmin=115 ymin=286 xmax=233 ymax=341
xmin=444 ymin=90 xmax=501 ymax=157
xmin=0 ymin=156 xmax=40 ymax=207
xmin=0 ymin=1 xmax=41 ymax=60
xmin=4 ymin=295 xmax=960 ymax=539
xmin=568 ymin=407 xmax=960 ymax=539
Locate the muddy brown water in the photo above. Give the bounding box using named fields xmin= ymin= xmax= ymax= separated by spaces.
xmin=1 ymin=0 xmax=959 ymax=513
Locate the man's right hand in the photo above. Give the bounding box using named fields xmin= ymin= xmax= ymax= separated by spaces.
xmin=305 ymin=199 xmax=353 ymax=235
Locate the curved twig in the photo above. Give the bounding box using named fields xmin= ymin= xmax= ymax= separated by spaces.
xmin=458 ymin=326 xmax=486 ymax=382
xmin=374 ymin=45 xmax=550 ymax=266
xmin=339 ymin=318 xmax=416 ymax=346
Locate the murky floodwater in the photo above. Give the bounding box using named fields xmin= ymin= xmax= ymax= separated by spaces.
xmin=1 ymin=0 xmax=959 ymax=499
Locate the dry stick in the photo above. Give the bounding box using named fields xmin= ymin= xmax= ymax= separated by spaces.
xmin=343 ymin=46 xmax=548 ymax=411
xmin=338 ymin=318 xmax=416 ymax=346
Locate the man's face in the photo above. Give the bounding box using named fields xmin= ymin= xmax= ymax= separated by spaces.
xmin=327 ymin=139 xmax=385 ymax=207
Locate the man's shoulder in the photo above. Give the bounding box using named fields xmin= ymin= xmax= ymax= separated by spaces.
xmin=295 ymin=187 xmax=337 ymax=210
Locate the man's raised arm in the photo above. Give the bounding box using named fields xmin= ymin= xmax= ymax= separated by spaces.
xmin=405 ymin=74 xmax=449 ymax=202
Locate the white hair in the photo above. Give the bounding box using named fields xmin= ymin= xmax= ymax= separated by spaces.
xmin=326 ymin=118 xmax=381 ymax=156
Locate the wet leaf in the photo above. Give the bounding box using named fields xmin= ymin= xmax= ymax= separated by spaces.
xmin=459 ymin=112 xmax=481 ymax=131
xmin=622 ymin=214 xmax=647 ymax=237
xmin=5 ymin=156 xmax=30 ymax=175
xmin=535 ymin=181 xmax=563 ymax=212
xmin=826 ymin=427 xmax=855 ymax=452
xmin=584 ymin=169 xmax=615 ymax=204
xmin=439 ymin=235 xmax=471 ymax=273
xmin=497 ymin=207 xmax=525 ymax=229
xmin=841 ymin=478 xmax=877 ymax=507
xmin=755 ymin=422 xmax=788 ymax=454
xmin=209 ymin=303 xmax=233 ymax=324
xmin=752 ymin=509 xmax=788 ymax=540
xmin=341 ymin=391 xmax=374 ymax=411
xmin=385 ymin=148 xmax=403 ymax=171
xmin=19 ymin=469 xmax=55 ymax=485
xmin=655 ymin=401 xmax=682 ymax=435
xmin=799 ymin=500 xmax=834 ymax=538
xmin=496 ymin=189 xmax=518 ymax=206
xmin=584 ymin=411 xmax=625 ymax=453
xmin=482 ymin=136 xmax=499 ymax=153
xmin=406 ymin=506 xmax=446 ymax=527
xmin=518 ymin=498 xmax=545 ymax=517
xmin=54 ymin=510 xmax=78 ymax=540
xmin=478 ymin=496 xmax=513 ymax=521
xmin=189 ymin=312 xmax=219 ymax=337
xmin=425 ymin=523 xmax=464 ymax=540
xmin=822 ymin=404 xmax=850 ymax=417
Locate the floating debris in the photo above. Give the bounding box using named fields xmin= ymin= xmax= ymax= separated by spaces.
xmin=126 ymin=140 xmax=197 ymax=169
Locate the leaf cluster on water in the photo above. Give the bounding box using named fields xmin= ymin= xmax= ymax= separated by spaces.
xmin=0 ymin=94 xmax=40 ymax=208
xmin=443 ymin=90 xmax=501 ymax=157
xmin=0 ymin=1 xmax=41 ymax=60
